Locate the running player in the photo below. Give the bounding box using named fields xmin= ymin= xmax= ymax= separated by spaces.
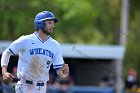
xmin=1 ymin=11 xmax=69 ymax=93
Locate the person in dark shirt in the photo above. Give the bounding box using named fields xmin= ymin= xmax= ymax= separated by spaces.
xmin=99 ymin=70 xmax=116 ymax=88
xmin=125 ymin=68 xmax=139 ymax=91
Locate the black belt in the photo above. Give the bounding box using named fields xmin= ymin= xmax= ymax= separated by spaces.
xmin=13 ymin=78 xmax=44 ymax=86
xmin=25 ymin=80 xmax=44 ymax=86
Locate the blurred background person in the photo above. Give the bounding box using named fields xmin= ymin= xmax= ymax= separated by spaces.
xmin=125 ymin=68 xmax=139 ymax=92
xmin=47 ymin=75 xmax=74 ymax=93
xmin=55 ymin=76 xmax=74 ymax=93
xmin=99 ymin=69 xmax=116 ymax=88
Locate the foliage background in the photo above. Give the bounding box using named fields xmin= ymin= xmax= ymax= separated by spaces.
xmin=0 ymin=0 xmax=140 ymax=79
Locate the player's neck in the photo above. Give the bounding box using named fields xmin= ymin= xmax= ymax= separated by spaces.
xmin=37 ymin=30 xmax=49 ymax=41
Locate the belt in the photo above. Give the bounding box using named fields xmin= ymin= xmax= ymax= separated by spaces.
xmin=25 ymin=80 xmax=44 ymax=86
xmin=13 ymin=78 xmax=44 ymax=86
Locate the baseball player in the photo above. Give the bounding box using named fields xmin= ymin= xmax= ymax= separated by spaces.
xmin=1 ymin=11 xmax=69 ymax=93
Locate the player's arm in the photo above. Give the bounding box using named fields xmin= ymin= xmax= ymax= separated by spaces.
xmin=1 ymin=36 xmax=26 ymax=83
xmin=1 ymin=49 xmax=14 ymax=83
xmin=56 ymin=64 xmax=69 ymax=78
xmin=53 ymin=42 xmax=69 ymax=78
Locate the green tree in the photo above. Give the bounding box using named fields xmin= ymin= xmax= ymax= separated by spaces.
xmin=0 ymin=0 xmax=121 ymax=45
xmin=123 ymin=0 xmax=140 ymax=78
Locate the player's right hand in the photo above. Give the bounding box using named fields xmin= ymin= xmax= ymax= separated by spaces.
xmin=2 ymin=72 xmax=14 ymax=83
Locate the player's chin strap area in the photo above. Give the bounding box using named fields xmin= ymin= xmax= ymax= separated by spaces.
xmin=42 ymin=29 xmax=49 ymax=35
xmin=42 ymin=25 xmax=55 ymax=35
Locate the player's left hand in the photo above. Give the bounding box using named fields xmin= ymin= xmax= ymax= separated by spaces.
xmin=61 ymin=64 xmax=69 ymax=77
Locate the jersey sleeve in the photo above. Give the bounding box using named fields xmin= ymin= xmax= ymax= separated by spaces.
xmin=8 ymin=36 xmax=27 ymax=55
xmin=53 ymin=44 xmax=64 ymax=70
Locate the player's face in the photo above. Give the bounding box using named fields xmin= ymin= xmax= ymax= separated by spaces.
xmin=44 ymin=20 xmax=55 ymax=35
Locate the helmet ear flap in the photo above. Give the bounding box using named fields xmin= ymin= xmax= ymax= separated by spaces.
xmin=35 ymin=20 xmax=46 ymax=30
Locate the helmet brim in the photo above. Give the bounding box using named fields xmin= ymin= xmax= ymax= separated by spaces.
xmin=42 ymin=17 xmax=58 ymax=23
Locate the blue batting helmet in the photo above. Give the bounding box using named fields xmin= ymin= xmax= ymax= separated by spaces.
xmin=34 ymin=11 xmax=58 ymax=30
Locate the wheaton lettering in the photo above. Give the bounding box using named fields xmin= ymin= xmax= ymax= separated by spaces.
xmin=29 ymin=48 xmax=54 ymax=58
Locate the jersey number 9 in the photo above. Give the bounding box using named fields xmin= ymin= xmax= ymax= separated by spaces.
xmin=46 ymin=61 xmax=50 ymax=68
